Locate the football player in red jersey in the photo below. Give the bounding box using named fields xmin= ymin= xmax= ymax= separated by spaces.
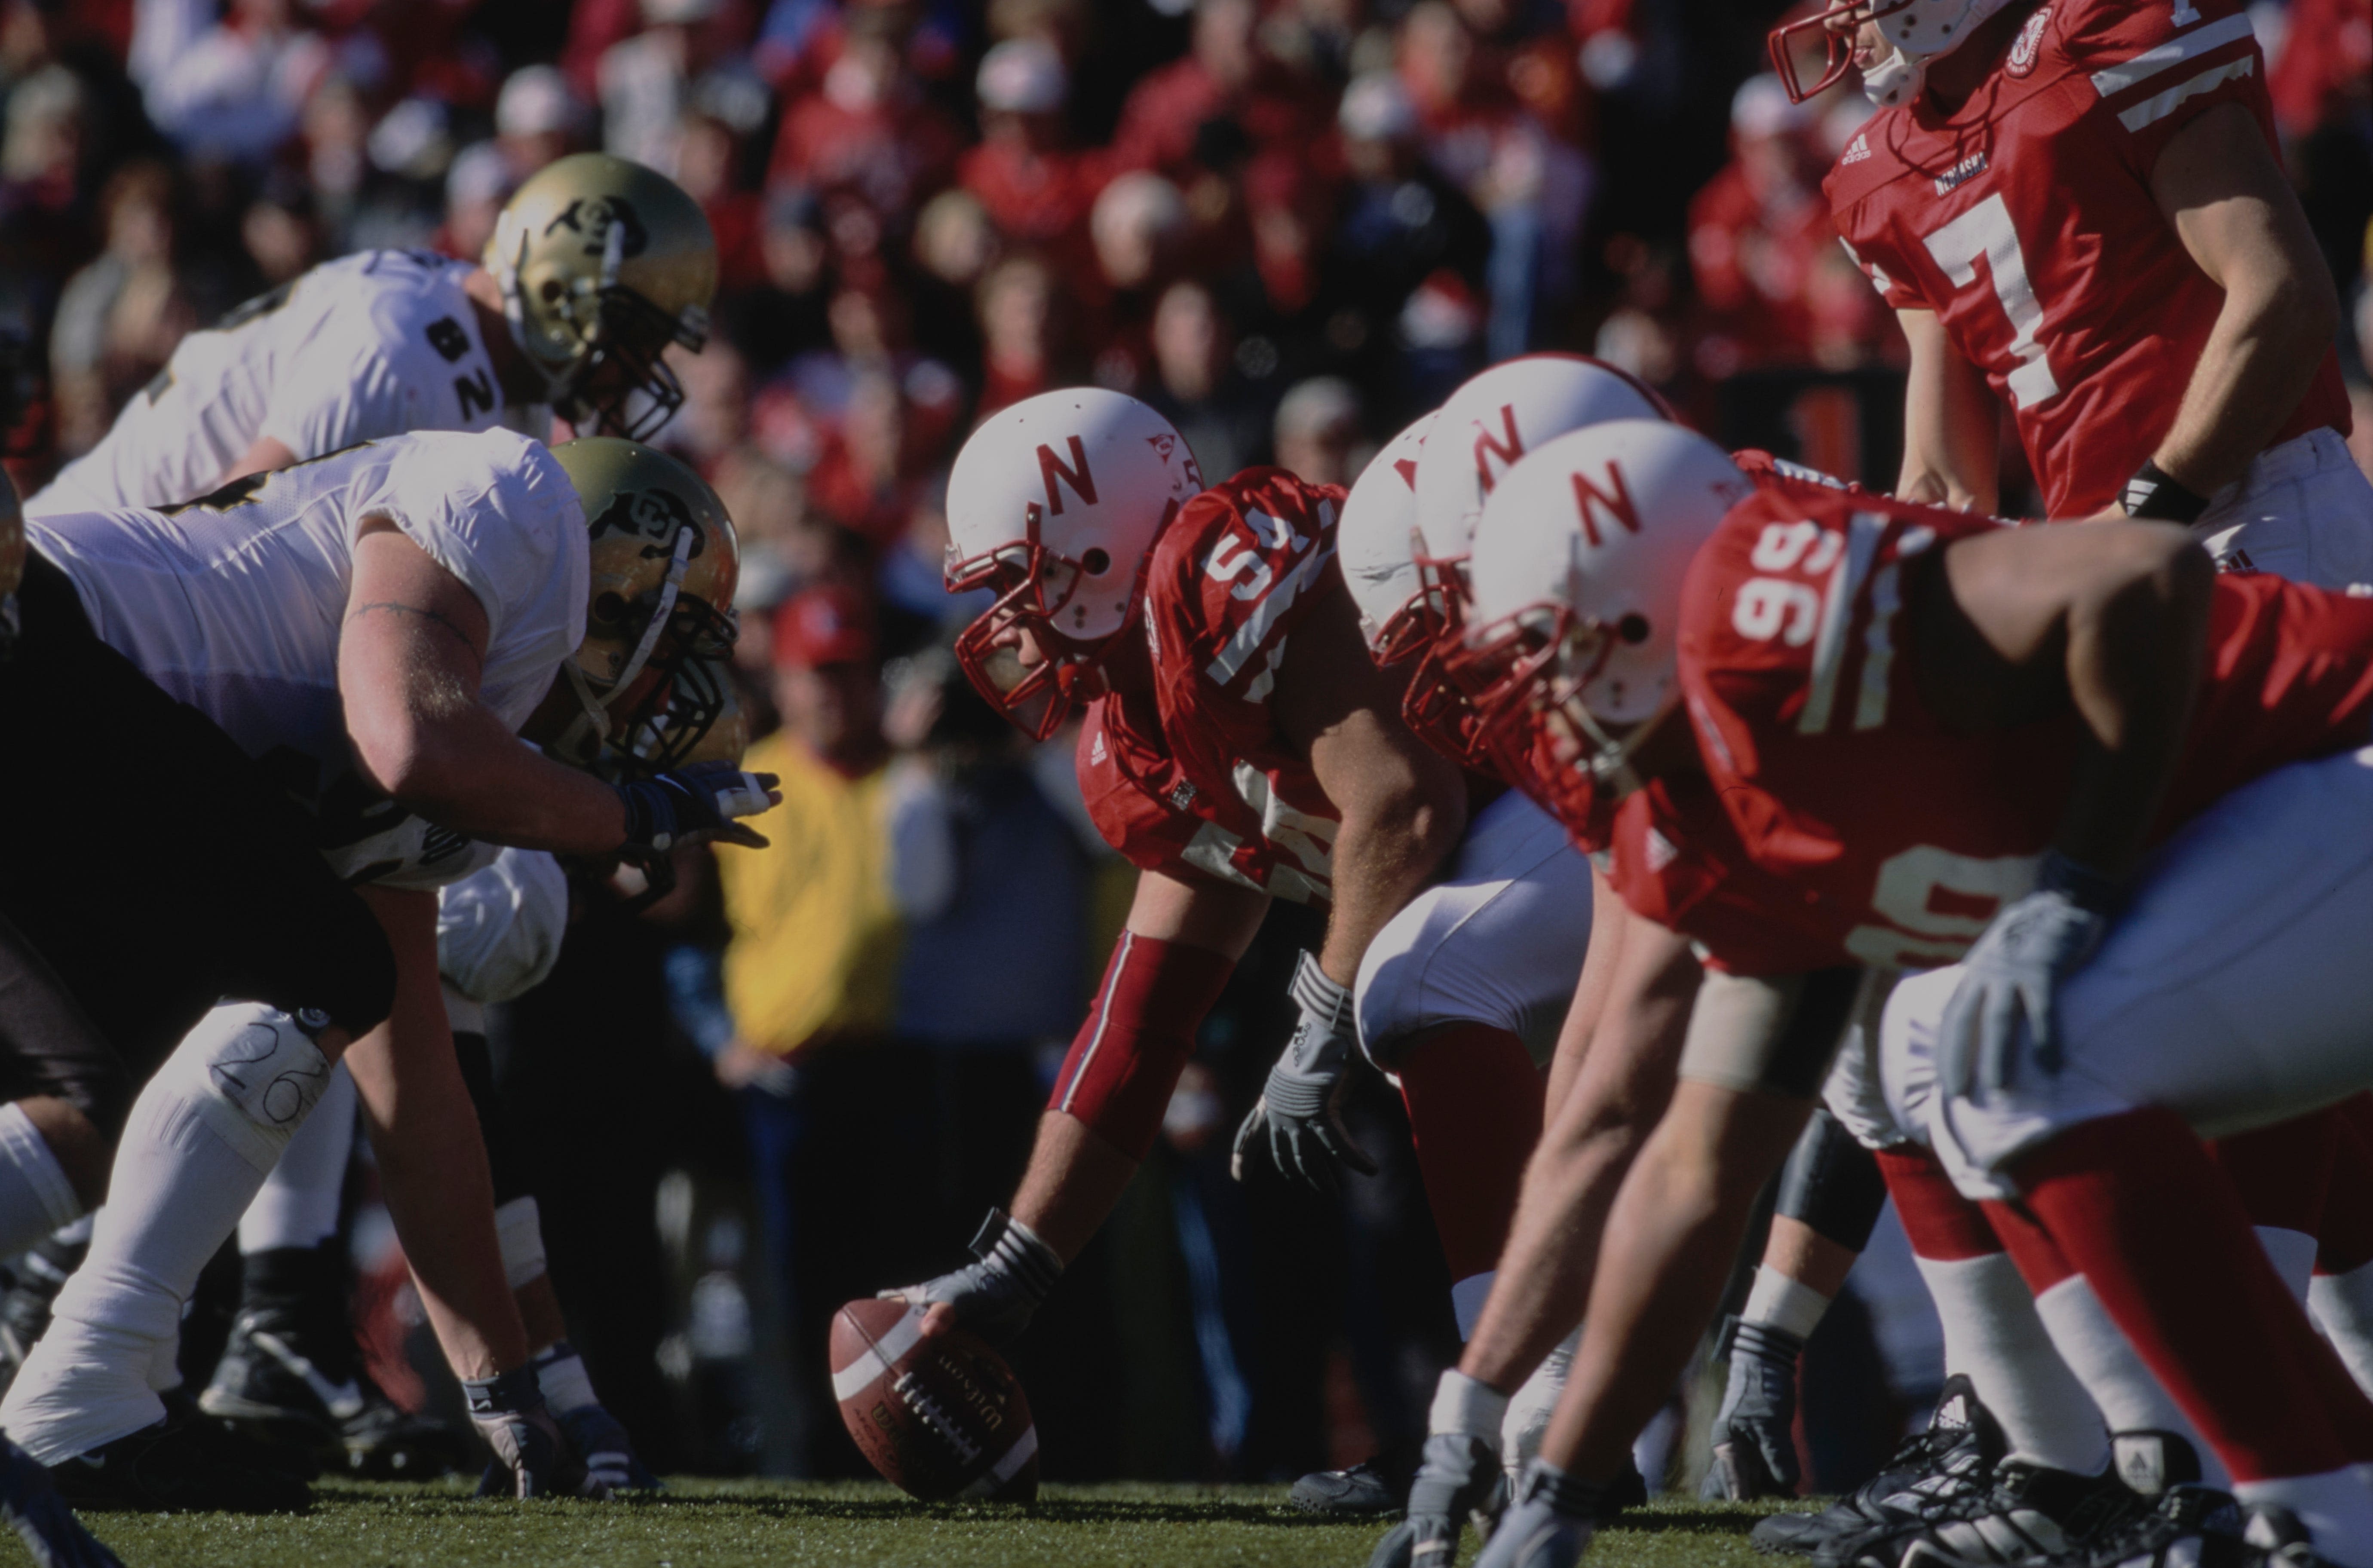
xmin=883 ymin=387 xmax=1551 ymax=1412
xmin=1778 ymin=0 xmax=2369 ymax=573
xmin=1446 ymin=419 xmax=2373 ymax=1568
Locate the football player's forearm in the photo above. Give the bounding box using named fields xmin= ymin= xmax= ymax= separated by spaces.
xmin=2153 ymin=276 xmax=2339 ymax=497
xmin=1896 ymin=308 xmax=1998 ymax=512
xmin=385 ymin=704 xmax=631 ymax=854
xmin=2055 ymin=536 xmax=2213 ymax=876
xmin=1008 ymin=1110 xmax=1141 ymax=1263
xmin=345 ymin=891 xmax=530 ymax=1380
xmin=1314 ymin=786 xmax=1466 ymax=984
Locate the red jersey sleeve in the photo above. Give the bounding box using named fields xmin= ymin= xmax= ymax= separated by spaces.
xmin=2060 ymin=0 xmax=2268 ymax=175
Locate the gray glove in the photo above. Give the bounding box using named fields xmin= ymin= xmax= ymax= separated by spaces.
xmin=882 ymin=1207 xmax=1062 ymax=1348
xmin=1367 ymin=1431 xmax=1507 ymax=1568
xmin=1469 ymin=1462 xmax=1602 ymax=1568
xmin=1231 ymin=951 xmax=1378 ymax=1191
xmin=465 ymin=1367 xmax=603 ymax=1500
xmin=1702 ymin=1316 xmax=1802 ymax=1500
xmin=0 ymin=1439 xmax=119 ymax=1568
xmin=1938 ymin=851 xmax=2115 ymax=1097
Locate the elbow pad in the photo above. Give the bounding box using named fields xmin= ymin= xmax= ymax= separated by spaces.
xmin=1048 ymin=933 xmax=1234 ymax=1162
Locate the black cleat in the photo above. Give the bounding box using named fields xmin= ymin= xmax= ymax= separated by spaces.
xmin=0 ymin=1437 xmax=121 ymax=1567
xmin=1820 ymin=1460 xmax=2146 ymax=1568
xmin=200 ymin=1308 xmax=462 ymax=1478
xmin=50 ymin=1418 xmax=311 ymax=1514
xmin=1754 ymin=1375 xmax=2005 ymax=1557
xmin=1292 ymin=1457 xmax=1403 ymax=1516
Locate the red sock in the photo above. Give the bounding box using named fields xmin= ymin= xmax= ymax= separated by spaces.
xmin=2210 ymin=1113 xmax=2337 ymax=1240
xmin=2321 ymin=1097 xmax=2373 ymax=1277
xmin=1876 ymin=1144 xmax=2006 ymax=1263
xmin=2011 ymin=1108 xmax=2369 ymax=1482
xmin=1393 ymin=1023 xmax=1545 ymax=1285
xmin=1979 ymin=1194 xmax=2077 ymax=1292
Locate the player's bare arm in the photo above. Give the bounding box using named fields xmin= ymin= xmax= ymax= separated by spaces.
xmin=2146 ymin=101 xmax=2344 ymax=502
xmin=1274 ymin=580 xmax=1469 ymax=986
xmin=1459 ymin=896 xmax=1702 ymax=1398
xmin=220 ymin=435 xmax=295 ymax=487
xmin=1896 ymin=307 xmax=2001 ymax=512
xmin=1913 ymin=518 xmax=2214 ymax=876
xmin=343 ymin=884 xmax=530 ymax=1382
xmin=341 ymin=519 xmax=776 ymax=855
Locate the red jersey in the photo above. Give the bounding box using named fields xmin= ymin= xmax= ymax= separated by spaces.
xmin=1825 ymin=0 xmax=2350 ymax=517
xmin=1677 ymin=475 xmax=2373 ymax=975
xmin=1076 ymin=470 xmax=1347 ymax=905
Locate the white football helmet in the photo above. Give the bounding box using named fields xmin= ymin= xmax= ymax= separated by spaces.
xmin=1338 ymin=411 xmax=1438 ymax=661
xmin=944 ymin=388 xmax=1203 ymax=738
xmin=1407 ymin=355 xmax=1669 ymax=643
xmin=1768 ymin=0 xmax=2020 ymax=106
xmin=1453 ymin=421 xmax=1751 ymax=805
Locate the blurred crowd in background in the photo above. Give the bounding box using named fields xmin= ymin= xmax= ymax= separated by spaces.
xmin=0 ymin=0 xmax=2368 ymax=1490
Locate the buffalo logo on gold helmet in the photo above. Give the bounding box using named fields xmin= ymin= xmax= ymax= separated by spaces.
xmin=487 ymin=153 xmax=717 ymax=441
xmin=548 ymin=438 xmax=741 ymax=775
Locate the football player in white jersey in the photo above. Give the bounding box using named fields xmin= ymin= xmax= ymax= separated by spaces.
xmin=0 ymin=433 xmax=774 ymax=1506
xmin=25 ymin=151 xmax=715 ymax=521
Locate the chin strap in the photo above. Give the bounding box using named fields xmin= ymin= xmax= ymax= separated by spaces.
xmin=1862 ymin=49 xmax=1924 ymax=106
xmin=555 ymin=527 xmax=700 ymax=767
xmin=1578 ymin=691 xmax=1683 ymax=802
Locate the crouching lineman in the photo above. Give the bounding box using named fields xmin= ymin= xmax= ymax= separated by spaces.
xmin=1439 ymin=420 xmax=2373 ymax=1568
xmin=869 ymin=386 xmax=1595 ymax=1477
xmin=0 ymin=431 xmax=773 ymax=1505
xmin=0 ymin=455 xmax=133 ymax=1568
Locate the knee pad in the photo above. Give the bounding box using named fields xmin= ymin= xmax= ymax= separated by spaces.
xmin=496 ymin=1196 xmax=546 ymax=1289
xmin=153 ymin=1004 xmax=335 ymax=1173
xmin=1775 ymin=1111 xmax=1889 ymax=1252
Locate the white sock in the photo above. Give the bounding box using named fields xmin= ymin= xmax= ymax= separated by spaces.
xmin=2235 ymin=1470 xmax=2373 ymax=1568
xmin=1453 ymin=1272 xmax=1495 ymax=1341
xmin=2032 ymin=1274 xmax=2228 ymax=1488
xmin=0 ymin=1103 xmax=84 ymax=1256
xmin=534 ymin=1344 xmax=598 ymax=1415
xmin=1917 ymin=1252 xmax=2109 ymax=1475
xmin=0 ymin=1008 xmax=330 ymax=1463
xmin=2312 ymin=1260 xmax=2373 ymax=1397
xmin=1742 ymin=1265 xmax=1830 ymax=1339
xmin=238 ymin=1064 xmax=355 ymax=1255
xmin=1502 ymin=1326 xmax=1579 ymax=1479
xmin=2259 ymin=1227 xmax=2318 ymax=1308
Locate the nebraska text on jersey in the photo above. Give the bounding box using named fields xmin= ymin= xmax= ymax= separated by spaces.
xmin=1825 ymin=0 xmax=2348 ymax=516
xmin=1075 ymin=469 xmax=1346 ymax=903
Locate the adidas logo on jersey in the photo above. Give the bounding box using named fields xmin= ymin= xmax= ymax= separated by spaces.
xmin=1934 ymin=152 xmax=1988 ymax=194
xmin=1841 ymin=133 xmax=1871 ymax=165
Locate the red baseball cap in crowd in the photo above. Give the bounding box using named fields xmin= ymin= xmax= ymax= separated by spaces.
xmin=772 ymin=585 xmax=877 ymax=670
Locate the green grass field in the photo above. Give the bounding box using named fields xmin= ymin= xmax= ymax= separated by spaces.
xmin=71 ymin=1480 xmax=1818 ymax=1567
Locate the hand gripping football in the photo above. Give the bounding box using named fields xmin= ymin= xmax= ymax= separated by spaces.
xmin=829 ymin=1298 xmax=1039 ymax=1503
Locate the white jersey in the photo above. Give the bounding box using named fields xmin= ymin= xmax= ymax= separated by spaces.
xmin=27 ymin=249 xmax=547 ymax=519
xmin=28 ymin=430 xmax=589 ymax=888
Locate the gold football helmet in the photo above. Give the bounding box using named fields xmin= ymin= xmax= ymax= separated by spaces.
xmin=551 ymin=438 xmax=742 ymax=773
xmin=486 ymin=153 xmax=717 ymax=441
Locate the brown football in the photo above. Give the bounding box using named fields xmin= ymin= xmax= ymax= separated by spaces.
xmin=829 ymin=1298 xmax=1039 ymax=1503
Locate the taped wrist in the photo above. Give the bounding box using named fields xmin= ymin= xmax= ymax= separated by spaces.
xmin=969 ymin=1208 xmax=1062 ymax=1305
xmin=462 ymin=1366 xmax=547 ymax=1420
xmin=1741 ymin=1263 xmax=1830 ymax=1341
xmin=1048 ymin=933 xmax=1234 ymax=1161
xmin=1729 ymin=1318 xmax=1806 ymax=1369
xmin=1429 ymin=1368 xmax=1511 ymax=1439
xmin=530 ymin=1342 xmax=599 ymax=1415
xmin=1516 ymin=1458 xmax=1604 ymax=1519
xmin=1288 ymin=949 xmax=1355 ymax=1034
xmin=495 ymin=1197 xmax=547 ymax=1290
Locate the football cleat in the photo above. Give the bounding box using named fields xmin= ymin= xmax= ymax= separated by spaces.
xmin=1753 ymin=1375 xmax=2005 ymax=1557
xmin=2069 ymin=1486 xmax=2255 ymax=1568
xmin=0 ymin=1437 xmax=120 ymax=1568
xmin=51 ymin=1417 xmax=311 ymax=1514
xmin=1818 ymin=1460 xmax=2147 ymax=1568
xmin=200 ymin=1306 xmax=465 ymax=1479
xmin=1291 ymin=1456 xmax=1403 ymax=1516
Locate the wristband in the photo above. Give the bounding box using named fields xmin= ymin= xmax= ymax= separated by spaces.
xmin=462 ymin=1366 xmax=546 ymax=1418
xmin=2119 ymin=460 xmax=2210 ymax=524
xmin=2037 ymin=848 xmax=2119 ymax=916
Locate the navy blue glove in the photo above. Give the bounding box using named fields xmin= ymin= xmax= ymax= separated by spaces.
xmin=1939 ymin=851 xmax=2116 ymax=1097
xmin=613 ymin=762 xmax=779 ymax=856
